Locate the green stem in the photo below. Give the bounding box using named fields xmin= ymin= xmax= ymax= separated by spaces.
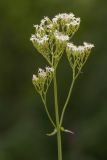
xmin=54 ymin=70 xmax=62 ymax=160
xmin=41 ymin=95 xmax=56 ymax=128
xmin=60 ymin=77 xmax=75 ymax=127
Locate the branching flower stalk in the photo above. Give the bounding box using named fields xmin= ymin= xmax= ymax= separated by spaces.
xmin=30 ymin=13 xmax=94 ymax=160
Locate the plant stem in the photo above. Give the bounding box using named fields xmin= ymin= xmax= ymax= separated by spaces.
xmin=60 ymin=78 xmax=75 ymax=127
xmin=54 ymin=70 xmax=62 ymax=160
xmin=41 ymin=95 xmax=56 ymax=128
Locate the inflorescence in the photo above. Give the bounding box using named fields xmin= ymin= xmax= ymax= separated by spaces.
xmin=32 ymin=66 xmax=54 ymax=96
xmin=31 ymin=12 xmax=94 ymax=103
xmin=30 ymin=13 xmax=82 ymax=68
xmin=66 ymin=42 xmax=94 ymax=77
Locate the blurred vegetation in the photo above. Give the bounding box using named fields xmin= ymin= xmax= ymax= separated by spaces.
xmin=0 ymin=0 xmax=107 ymax=160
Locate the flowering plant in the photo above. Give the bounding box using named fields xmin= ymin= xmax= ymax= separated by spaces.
xmin=30 ymin=13 xmax=94 ymax=160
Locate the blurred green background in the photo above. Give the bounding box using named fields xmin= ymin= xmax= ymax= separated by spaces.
xmin=0 ymin=0 xmax=107 ymax=160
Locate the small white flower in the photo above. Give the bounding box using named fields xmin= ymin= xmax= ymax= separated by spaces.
xmin=38 ymin=68 xmax=43 ymax=72
xmin=37 ymin=35 xmax=49 ymax=45
xmin=78 ymin=46 xmax=85 ymax=52
xmin=76 ymin=18 xmax=80 ymax=23
xmin=30 ymin=35 xmax=36 ymax=41
xmin=46 ymin=66 xmax=54 ymax=73
xmin=38 ymin=68 xmax=47 ymax=77
xmin=47 ymin=24 xmax=54 ymax=29
xmin=41 ymin=19 xmax=46 ymax=25
xmin=32 ymin=74 xmax=38 ymax=81
xmin=44 ymin=16 xmax=50 ymax=21
xmin=67 ymin=43 xmax=81 ymax=52
xmin=66 ymin=17 xmax=80 ymax=28
xmin=42 ymin=35 xmax=49 ymax=41
xmin=52 ymin=17 xmax=58 ymax=23
xmin=84 ymin=42 xmax=94 ymax=49
xmin=52 ymin=13 xmax=75 ymax=23
xmin=68 ymin=19 xmax=80 ymax=27
xmin=40 ymin=16 xmax=50 ymax=26
xmin=67 ymin=13 xmax=75 ymax=19
xmin=67 ymin=43 xmax=75 ymax=50
xmin=33 ymin=24 xmax=39 ymax=29
xmin=30 ymin=34 xmax=49 ymax=45
xmin=38 ymin=26 xmax=44 ymax=31
xmin=54 ymin=31 xmax=69 ymax=42
xmin=67 ymin=42 xmax=94 ymax=53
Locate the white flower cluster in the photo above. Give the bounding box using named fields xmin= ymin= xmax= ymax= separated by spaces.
xmin=31 ymin=12 xmax=94 ymax=83
xmin=30 ymin=13 xmax=81 ymax=66
xmin=52 ymin=13 xmax=77 ymax=23
xmin=66 ymin=42 xmax=94 ymax=75
xmin=52 ymin=13 xmax=80 ymax=36
xmin=32 ymin=67 xmax=54 ymax=94
xmin=54 ymin=31 xmax=69 ymax=42
xmin=40 ymin=16 xmax=50 ymax=26
xmin=33 ymin=67 xmax=54 ymax=81
xmin=67 ymin=42 xmax=94 ymax=53
xmin=45 ymin=66 xmax=54 ymax=72
xmin=30 ymin=34 xmax=49 ymax=45
xmin=66 ymin=18 xmax=80 ymax=26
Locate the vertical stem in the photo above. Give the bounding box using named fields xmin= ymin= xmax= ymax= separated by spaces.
xmin=54 ymin=70 xmax=62 ymax=160
xmin=60 ymin=78 xmax=75 ymax=127
xmin=60 ymin=69 xmax=75 ymax=127
xmin=41 ymin=94 xmax=56 ymax=128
